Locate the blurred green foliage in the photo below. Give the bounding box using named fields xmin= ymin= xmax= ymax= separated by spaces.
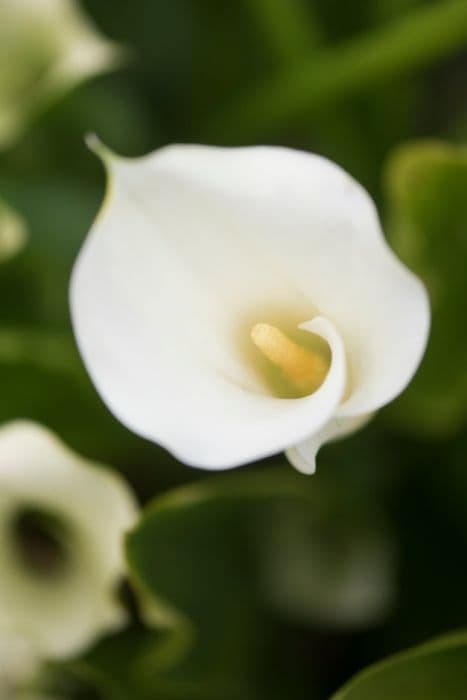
xmin=124 ymin=468 xmax=393 ymax=699
xmin=385 ymin=142 xmax=467 ymax=436
xmin=332 ymin=632 xmax=467 ymax=700
xmin=1 ymin=0 xmax=467 ymax=698
xmin=0 ymin=198 xmax=26 ymax=262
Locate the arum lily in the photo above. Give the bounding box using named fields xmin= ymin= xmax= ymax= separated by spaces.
xmin=71 ymin=144 xmax=430 ymax=474
xmin=0 ymin=421 xmax=138 ymax=659
xmin=0 ymin=200 xmax=27 ymax=262
xmin=0 ymin=0 xmax=121 ymax=149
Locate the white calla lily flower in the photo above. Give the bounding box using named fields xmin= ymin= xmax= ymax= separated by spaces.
xmin=0 ymin=0 xmax=122 ymax=149
xmin=70 ymin=144 xmax=430 ymax=474
xmin=0 ymin=421 xmax=138 ymax=659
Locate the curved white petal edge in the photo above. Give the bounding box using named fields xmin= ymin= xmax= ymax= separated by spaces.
xmin=70 ymin=143 xmax=430 ymax=474
xmin=0 ymin=421 xmax=138 ymax=660
xmin=286 ymin=413 xmax=374 ymax=475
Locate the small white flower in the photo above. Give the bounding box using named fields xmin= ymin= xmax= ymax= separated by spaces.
xmin=0 ymin=0 xmax=122 ymax=149
xmin=0 ymin=421 xmax=138 ymax=659
xmin=70 ymin=144 xmax=430 ymax=474
xmin=0 ymin=201 xmax=27 ymax=263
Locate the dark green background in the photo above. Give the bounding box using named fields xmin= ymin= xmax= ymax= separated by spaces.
xmin=1 ymin=1 xmax=467 ymax=698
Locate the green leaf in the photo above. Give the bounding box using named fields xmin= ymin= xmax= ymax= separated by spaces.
xmin=384 ymin=141 xmax=467 ymax=436
xmin=126 ymin=468 xmax=394 ymax=699
xmin=331 ymin=631 xmax=467 ymax=700
xmin=72 ymin=628 xmax=162 ymax=700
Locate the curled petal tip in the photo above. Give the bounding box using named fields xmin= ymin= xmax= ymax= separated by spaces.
xmin=287 ymin=448 xmax=317 ymax=475
xmin=84 ymin=132 xmax=114 ymax=162
xmin=84 ymin=131 xmax=101 ymax=150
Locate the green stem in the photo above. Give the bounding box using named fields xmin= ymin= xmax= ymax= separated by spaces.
xmin=206 ymin=0 xmax=467 ymax=142
xmin=245 ymin=0 xmax=322 ymax=64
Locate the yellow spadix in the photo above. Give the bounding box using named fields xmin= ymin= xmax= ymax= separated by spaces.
xmin=250 ymin=322 xmax=329 ymax=396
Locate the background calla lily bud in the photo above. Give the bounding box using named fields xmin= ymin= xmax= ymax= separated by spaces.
xmin=0 ymin=200 xmax=27 ymax=263
xmin=70 ymin=144 xmax=430 ymax=474
xmin=0 ymin=0 xmax=123 ymax=149
xmin=0 ymin=421 xmax=138 ymax=659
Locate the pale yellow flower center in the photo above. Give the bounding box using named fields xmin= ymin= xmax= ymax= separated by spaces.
xmin=250 ymin=322 xmax=330 ymax=398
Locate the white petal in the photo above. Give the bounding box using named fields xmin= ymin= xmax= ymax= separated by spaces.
xmin=0 ymin=633 xmax=40 ymax=688
xmin=72 ymin=214 xmax=347 ymax=468
xmin=0 ymin=421 xmax=138 ymax=659
xmin=145 ymin=145 xmax=430 ymax=414
xmin=42 ymin=0 xmax=123 ymax=91
xmin=71 ymin=144 xmax=428 ymax=469
xmin=286 ymin=413 xmax=373 ymax=474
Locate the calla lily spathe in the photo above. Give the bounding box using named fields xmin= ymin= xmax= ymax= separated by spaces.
xmin=0 ymin=421 xmax=138 ymax=659
xmin=0 ymin=0 xmax=121 ymax=149
xmin=71 ymin=144 xmax=430 ymax=474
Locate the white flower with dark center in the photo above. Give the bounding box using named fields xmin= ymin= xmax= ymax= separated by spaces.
xmin=0 ymin=421 xmax=138 ymax=659
xmin=70 ymin=143 xmax=430 ymax=474
xmin=0 ymin=0 xmax=122 ymax=149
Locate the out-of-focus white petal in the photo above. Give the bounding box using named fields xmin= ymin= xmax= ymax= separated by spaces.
xmin=0 ymin=633 xmax=40 ymax=696
xmin=70 ymin=144 xmax=429 ymax=471
xmin=0 ymin=633 xmax=60 ymax=699
xmin=0 ymin=0 xmax=122 ymax=149
xmin=0 ymin=201 xmax=27 ymax=263
xmin=0 ymin=421 xmax=138 ymax=659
